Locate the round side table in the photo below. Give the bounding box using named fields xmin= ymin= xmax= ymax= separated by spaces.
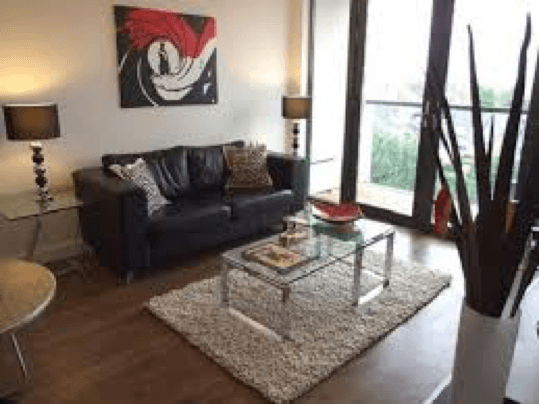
xmin=0 ymin=259 xmax=56 ymax=395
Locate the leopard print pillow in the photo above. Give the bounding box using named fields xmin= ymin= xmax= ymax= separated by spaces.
xmin=223 ymin=144 xmax=273 ymax=192
xmin=108 ymin=158 xmax=169 ymax=215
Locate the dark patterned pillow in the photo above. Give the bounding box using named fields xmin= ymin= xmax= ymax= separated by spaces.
xmin=223 ymin=144 xmax=273 ymax=192
xmin=108 ymin=158 xmax=169 ymax=215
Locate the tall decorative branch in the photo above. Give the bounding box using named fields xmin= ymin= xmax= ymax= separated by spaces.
xmin=427 ymin=72 xmax=473 ymax=230
xmin=467 ymin=26 xmax=491 ymax=212
xmin=492 ymin=15 xmax=531 ymax=228
xmin=429 ymin=15 xmax=537 ymax=317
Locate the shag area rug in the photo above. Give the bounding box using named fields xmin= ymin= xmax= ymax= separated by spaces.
xmin=146 ymin=250 xmax=451 ymax=403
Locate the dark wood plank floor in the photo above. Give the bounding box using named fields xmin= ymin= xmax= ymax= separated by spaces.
xmin=1 ymin=225 xmax=537 ymax=403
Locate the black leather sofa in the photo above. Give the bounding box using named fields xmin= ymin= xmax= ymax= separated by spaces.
xmin=73 ymin=141 xmax=307 ymax=282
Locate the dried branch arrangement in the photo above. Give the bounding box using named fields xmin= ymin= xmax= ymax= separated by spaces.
xmin=430 ymin=15 xmax=538 ymax=317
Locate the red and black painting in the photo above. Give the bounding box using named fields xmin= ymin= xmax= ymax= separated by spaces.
xmin=114 ymin=6 xmax=218 ymax=107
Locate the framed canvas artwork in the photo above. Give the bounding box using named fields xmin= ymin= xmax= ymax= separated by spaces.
xmin=114 ymin=5 xmax=218 ymax=107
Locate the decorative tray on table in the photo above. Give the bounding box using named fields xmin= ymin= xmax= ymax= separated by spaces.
xmin=242 ymin=242 xmax=310 ymax=274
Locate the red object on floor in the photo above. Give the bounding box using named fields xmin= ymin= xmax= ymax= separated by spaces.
xmin=433 ymin=186 xmax=453 ymax=234
xmin=311 ymin=201 xmax=363 ymax=223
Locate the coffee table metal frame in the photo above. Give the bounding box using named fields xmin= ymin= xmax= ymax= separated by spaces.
xmin=220 ymin=223 xmax=395 ymax=340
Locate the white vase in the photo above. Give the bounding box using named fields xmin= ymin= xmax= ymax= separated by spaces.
xmin=450 ymin=299 xmax=521 ymax=404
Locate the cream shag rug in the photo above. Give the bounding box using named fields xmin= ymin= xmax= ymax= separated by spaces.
xmin=146 ymin=250 xmax=451 ymax=403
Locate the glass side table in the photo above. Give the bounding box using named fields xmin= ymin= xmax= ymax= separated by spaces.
xmin=0 ymin=259 xmax=56 ymax=397
xmin=0 ymin=189 xmax=91 ymax=277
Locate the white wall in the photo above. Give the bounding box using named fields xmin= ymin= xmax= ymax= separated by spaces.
xmin=0 ymin=0 xmax=304 ymax=260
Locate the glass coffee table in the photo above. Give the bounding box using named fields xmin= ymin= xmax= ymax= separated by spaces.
xmin=220 ymin=213 xmax=395 ymax=340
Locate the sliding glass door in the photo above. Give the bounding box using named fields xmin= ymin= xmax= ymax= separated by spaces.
xmin=308 ymin=0 xmax=537 ymax=229
xmin=308 ymin=0 xmax=454 ymax=227
xmin=440 ymin=1 xmax=538 ymax=215
xmin=356 ymin=0 xmax=434 ymax=216
xmin=349 ymin=0 xmax=455 ymax=228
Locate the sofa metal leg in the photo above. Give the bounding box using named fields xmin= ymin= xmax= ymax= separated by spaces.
xmin=126 ymin=270 xmax=134 ymax=284
xmin=119 ymin=270 xmax=134 ymax=285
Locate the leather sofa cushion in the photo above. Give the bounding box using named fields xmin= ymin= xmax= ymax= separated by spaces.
xmin=102 ymin=146 xmax=191 ymax=201
xmin=147 ymin=199 xmax=231 ymax=235
xmin=187 ymin=141 xmax=244 ymax=197
xmin=226 ymin=190 xmax=293 ymax=219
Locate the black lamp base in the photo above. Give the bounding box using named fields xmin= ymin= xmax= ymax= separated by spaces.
xmin=292 ymin=122 xmax=300 ymax=157
xmin=30 ymin=142 xmax=53 ymax=204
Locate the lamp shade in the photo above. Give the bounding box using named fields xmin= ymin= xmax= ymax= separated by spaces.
xmin=282 ymin=96 xmax=312 ymax=120
xmin=3 ymin=103 xmax=60 ymax=141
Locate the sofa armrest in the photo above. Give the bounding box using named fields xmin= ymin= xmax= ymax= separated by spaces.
xmin=267 ymin=152 xmax=307 ymax=212
xmin=73 ymin=167 xmax=149 ymax=273
xmin=73 ymin=167 xmax=146 ymax=204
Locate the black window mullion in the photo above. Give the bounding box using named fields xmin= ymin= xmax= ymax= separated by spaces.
xmin=340 ymin=0 xmax=368 ymax=202
xmin=412 ymin=0 xmax=455 ymax=230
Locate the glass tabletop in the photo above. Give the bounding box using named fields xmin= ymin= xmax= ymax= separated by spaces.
xmin=221 ymin=215 xmax=394 ymax=288
xmin=0 ymin=259 xmax=56 ymax=334
xmin=0 ymin=188 xmax=82 ymax=220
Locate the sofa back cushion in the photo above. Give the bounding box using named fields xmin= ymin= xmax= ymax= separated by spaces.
xmin=187 ymin=140 xmax=244 ymax=197
xmin=102 ymin=146 xmax=191 ymax=201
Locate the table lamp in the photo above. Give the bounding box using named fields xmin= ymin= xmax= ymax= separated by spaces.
xmin=3 ymin=103 xmax=60 ymax=204
xmin=282 ymin=96 xmax=312 ymax=156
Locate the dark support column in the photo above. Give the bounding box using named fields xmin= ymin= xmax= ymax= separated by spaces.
xmin=340 ymin=0 xmax=368 ymax=203
xmin=412 ymin=0 xmax=455 ymax=230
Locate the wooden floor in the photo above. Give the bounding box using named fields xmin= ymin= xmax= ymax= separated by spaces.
xmin=1 ymin=225 xmax=538 ymax=403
